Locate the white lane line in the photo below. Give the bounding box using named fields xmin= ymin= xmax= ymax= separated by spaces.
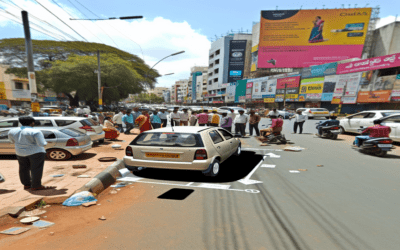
xmin=261 ymin=164 xmax=276 ymax=168
xmin=197 ymin=183 xmax=230 ymax=189
xmin=238 ymin=155 xmax=268 ymax=185
xmin=186 ymin=182 xmax=194 ymax=186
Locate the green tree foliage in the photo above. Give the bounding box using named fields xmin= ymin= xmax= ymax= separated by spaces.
xmin=134 ymin=93 xmax=164 ymax=104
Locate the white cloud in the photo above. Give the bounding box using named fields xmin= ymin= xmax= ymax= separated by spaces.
xmin=376 ymin=15 xmax=400 ymax=29
xmin=0 ymin=0 xmax=211 ymax=89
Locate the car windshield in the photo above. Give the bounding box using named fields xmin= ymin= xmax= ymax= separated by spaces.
xmin=382 ymin=112 xmax=400 ymax=117
xmin=132 ymin=132 xmax=203 ymax=147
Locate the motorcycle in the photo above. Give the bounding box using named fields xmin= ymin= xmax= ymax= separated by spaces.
xmin=315 ymin=123 xmax=340 ymax=140
xmin=354 ymin=127 xmax=394 ymax=157
xmin=260 ymin=124 xmax=288 ymax=144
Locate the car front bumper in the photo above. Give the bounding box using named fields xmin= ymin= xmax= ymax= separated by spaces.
xmin=65 ymin=142 xmax=93 ymax=155
xmin=123 ymin=156 xmax=213 ymax=171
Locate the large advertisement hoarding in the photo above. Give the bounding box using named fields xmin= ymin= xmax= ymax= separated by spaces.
xmin=227 ymin=40 xmax=247 ymax=82
xmin=321 ymin=75 xmax=338 ymax=101
xmin=277 ymin=75 xmax=301 ymax=101
xmin=251 ymin=23 xmax=260 ymax=72
xmin=357 ymin=72 xmax=395 ymax=103
xmin=235 ymin=80 xmax=247 ymax=103
xmin=252 ymin=76 xmax=269 ymax=99
xmin=299 ymin=77 xmax=324 ymax=101
xmin=246 ymin=82 xmax=253 ymax=99
xmin=331 ymin=72 xmax=362 ymax=104
xmin=301 ymin=62 xmax=337 ymax=79
xmin=337 ymin=53 xmax=400 ymax=74
xmin=258 ymin=8 xmax=372 ymax=68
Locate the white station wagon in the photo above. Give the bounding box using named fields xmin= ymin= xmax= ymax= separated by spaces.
xmin=124 ymin=126 xmax=241 ymax=177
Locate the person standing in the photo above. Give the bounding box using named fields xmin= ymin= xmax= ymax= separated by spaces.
xmin=196 ymin=109 xmax=209 ymax=126
xmin=249 ymin=110 xmax=261 ymax=136
xmin=207 ymin=110 xmax=213 ymax=126
xmin=158 ymin=108 xmax=168 ymax=128
xmin=289 ymin=110 xmax=307 ymax=134
xmin=228 ymin=109 xmax=236 ymax=132
xmin=234 ymin=110 xmax=248 ymax=137
xmin=122 ymin=110 xmax=134 ymax=134
xmin=189 ymin=111 xmax=198 ymax=126
xmin=179 ymin=108 xmax=189 ymax=126
xmin=135 ymin=110 xmax=152 ymax=133
xmin=170 ymin=107 xmax=181 ymax=126
xmin=210 ymin=110 xmax=220 ymax=127
xmin=220 ymin=112 xmax=233 ymax=132
xmin=268 ymin=108 xmax=279 ymax=117
xmin=150 ymin=110 xmax=162 ymax=129
xmin=8 ymin=117 xmax=55 ymax=191
xmin=131 ymin=107 xmax=142 ymax=128
xmin=113 ymin=109 xmax=125 ymax=133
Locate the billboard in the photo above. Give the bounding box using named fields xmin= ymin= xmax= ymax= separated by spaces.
xmin=227 ymin=40 xmax=247 ymax=82
xmin=277 ymin=75 xmax=301 ymax=101
xmin=337 ymin=53 xmax=400 ymax=74
xmin=235 ymin=80 xmax=247 ymax=103
xmin=299 ymin=77 xmax=324 ymax=101
xmin=252 ymin=76 xmax=269 ymax=99
xmin=321 ymin=75 xmax=338 ymax=101
xmin=262 ymin=78 xmax=277 ymax=98
xmin=246 ymin=82 xmax=253 ymax=99
xmin=251 ymin=22 xmax=260 ymax=72
xmin=332 ymin=72 xmax=362 ymax=104
xmin=357 ymin=72 xmax=395 ymax=103
xmin=391 ymin=75 xmax=400 ymax=101
xmin=301 ymin=62 xmax=337 ymax=79
xmin=258 ymin=8 xmax=372 ymax=68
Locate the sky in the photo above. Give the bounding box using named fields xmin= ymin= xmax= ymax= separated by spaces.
xmin=0 ymin=0 xmax=399 ymax=89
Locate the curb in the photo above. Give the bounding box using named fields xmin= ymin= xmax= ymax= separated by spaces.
xmin=76 ymin=159 xmax=125 ymax=195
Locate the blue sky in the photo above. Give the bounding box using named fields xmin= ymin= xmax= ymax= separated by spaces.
xmin=0 ymin=0 xmax=399 ymax=88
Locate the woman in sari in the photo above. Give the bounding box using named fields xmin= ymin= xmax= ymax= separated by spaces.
xmin=135 ymin=110 xmax=152 ymax=133
xmin=103 ymin=117 xmax=120 ymax=140
xmin=309 ymin=16 xmax=324 ymax=43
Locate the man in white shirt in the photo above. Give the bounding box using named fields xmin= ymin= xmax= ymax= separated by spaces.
xmin=179 ymin=108 xmax=189 ymax=126
xmin=228 ymin=109 xmax=237 ymax=132
xmin=170 ymin=107 xmax=180 ymax=126
xmin=158 ymin=108 xmax=169 ymax=128
xmin=113 ymin=110 xmax=126 ymax=132
xmin=289 ymin=110 xmax=307 ymax=134
xmin=234 ymin=110 xmax=248 ymax=137
xmin=268 ymin=108 xmax=279 ymax=117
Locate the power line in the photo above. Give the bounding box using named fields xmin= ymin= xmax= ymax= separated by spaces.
xmin=34 ymin=0 xmax=88 ymax=42
xmin=51 ymin=0 xmax=104 ymax=44
xmin=67 ymin=0 xmax=119 ymax=48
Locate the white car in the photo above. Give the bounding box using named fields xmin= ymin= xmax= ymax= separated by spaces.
xmin=217 ymin=107 xmax=246 ymax=114
xmin=339 ymin=110 xmax=400 ymax=134
xmin=0 ymin=117 xmax=105 ymax=143
xmin=296 ymin=108 xmax=330 ymax=119
xmin=379 ymin=114 xmax=400 ymax=142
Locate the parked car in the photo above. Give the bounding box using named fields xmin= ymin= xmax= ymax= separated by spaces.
xmin=339 ymin=110 xmax=400 ymax=134
xmin=217 ymin=107 xmax=246 ymax=114
xmin=277 ymin=110 xmax=292 ymax=119
xmin=378 ymin=114 xmax=400 ymax=142
xmin=296 ymin=108 xmax=330 ymax=119
xmin=0 ymin=128 xmax=92 ymax=161
xmin=0 ymin=117 xmax=105 ymax=144
xmin=124 ymin=126 xmax=241 ymax=177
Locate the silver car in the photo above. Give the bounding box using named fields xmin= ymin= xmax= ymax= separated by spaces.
xmin=0 ymin=128 xmax=93 ymax=161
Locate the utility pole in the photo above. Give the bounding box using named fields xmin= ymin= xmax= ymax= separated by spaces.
xmin=97 ymin=50 xmax=102 ymax=106
xmin=21 ymin=11 xmax=39 ymax=115
xmin=283 ymin=83 xmax=287 ymax=109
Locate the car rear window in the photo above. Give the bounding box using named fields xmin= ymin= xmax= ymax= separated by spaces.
xmin=80 ymin=119 xmax=98 ymax=126
xmin=55 ymin=120 xmax=76 ymax=127
xmin=382 ymin=112 xmax=400 ymax=117
xmin=0 ymin=120 xmax=18 ymax=128
xmin=131 ymin=132 xmax=203 ymax=147
xmin=60 ymin=129 xmax=86 ymax=137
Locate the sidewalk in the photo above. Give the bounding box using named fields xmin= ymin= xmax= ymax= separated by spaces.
xmin=0 ymin=131 xmax=139 ymax=218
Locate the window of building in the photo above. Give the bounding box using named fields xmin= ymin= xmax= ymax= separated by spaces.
xmin=214 ymin=68 xmax=219 ymax=74
xmin=209 ymin=63 xmax=213 ymax=68
xmin=14 ymin=82 xmax=23 ymax=90
xmin=213 ymin=78 xmax=218 ymax=83
xmin=27 ymin=84 xmax=30 ymax=90
xmin=209 ymin=54 xmax=214 ymax=59
xmin=215 ymin=59 xmax=220 ymax=65
xmin=215 ymin=49 xmax=220 ymax=55
xmin=209 ymin=81 xmax=212 ymax=85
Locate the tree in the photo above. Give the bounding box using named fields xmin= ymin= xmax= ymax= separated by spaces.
xmin=39 ymin=53 xmax=146 ymax=104
xmin=134 ymin=93 xmax=164 ymax=104
xmin=0 ymin=38 xmax=159 ymax=86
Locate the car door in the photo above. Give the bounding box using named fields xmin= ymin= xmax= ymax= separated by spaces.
xmin=359 ymin=112 xmax=376 ymax=129
xmin=40 ymin=130 xmax=57 ymax=149
xmin=345 ymin=113 xmax=366 ymax=132
xmin=0 ymin=130 xmax=15 ymax=154
xmin=208 ymin=129 xmax=230 ymax=161
xmin=217 ymin=129 xmax=237 ymax=156
xmin=381 ymin=115 xmax=400 ymax=142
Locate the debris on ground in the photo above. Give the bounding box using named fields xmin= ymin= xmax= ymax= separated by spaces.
xmin=99 ymin=216 xmax=106 ymax=220
xmin=260 ymin=143 xmax=269 ymax=146
xmin=317 ymin=165 xmax=324 ymax=167
xmin=20 ymin=216 xmax=40 ymax=224
xmin=72 ymin=165 xmax=87 ymax=169
xmin=32 ymin=220 xmax=54 ymax=228
xmin=284 ymin=146 xmax=305 ymax=152
xmin=49 ymin=232 xmax=55 ymax=236
xmin=19 ymin=209 xmax=46 ymax=217
xmin=110 ymin=190 xmax=118 ymax=194
xmin=298 ymin=169 xmax=308 ymax=171
xmin=111 ymin=182 xmax=127 ymax=188
xmin=0 ymin=227 xmax=30 ymax=235
xmin=77 ymin=175 xmax=91 ymax=178
xmin=43 ymin=205 xmax=51 ymax=208
xmin=49 ymin=174 xmax=64 ymax=177
xmin=82 ymin=201 xmax=97 ymax=207
xmin=62 ymin=191 xmax=97 ymax=207
xmin=266 ymin=153 xmax=281 ymax=158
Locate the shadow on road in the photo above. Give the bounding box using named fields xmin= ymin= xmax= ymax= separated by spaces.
xmin=72 ymin=153 xmax=97 ymax=161
xmin=0 ymin=189 xmax=16 ymax=195
xmin=133 ymin=151 xmax=263 ymax=183
xmin=27 ymin=188 xmax=68 ymax=196
xmin=0 ymin=155 xmax=17 ymax=161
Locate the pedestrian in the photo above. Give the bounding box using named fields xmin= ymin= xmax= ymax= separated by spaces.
xmin=196 ymin=109 xmax=209 ymax=126
xmin=210 ymin=110 xmax=220 ymax=127
xmin=170 ymin=107 xmax=180 ymax=126
xmin=150 ymin=110 xmax=162 ymax=129
xmin=179 ymin=108 xmax=189 ymax=126
xmin=131 ymin=107 xmax=142 ymax=128
xmin=249 ymin=110 xmax=261 ymax=136
xmin=112 ymin=109 xmax=125 ymax=133
xmin=289 ymin=110 xmax=307 ymax=134
xmin=158 ymin=108 xmax=168 ymax=128
xmin=220 ymin=111 xmax=233 ymax=132
xmin=268 ymin=108 xmax=279 ymax=117
xmin=122 ymin=110 xmax=134 ymax=134
xmin=103 ymin=117 xmax=120 ymax=140
xmin=207 ymin=110 xmax=213 ymax=126
xmin=76 ymin=106 xmax=84 ymax=117
xmin=135 ymin=110 xmax=152 ymax=133
xmin=234 ymin=110 xmax=248 ymax=137
xmin=8 ymin=116 xmax=56 ymax=191
xmin=189 ymin=111 xmax=198 ymax=126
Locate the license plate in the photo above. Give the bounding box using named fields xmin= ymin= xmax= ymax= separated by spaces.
xmin=145 ymin=153 xmax=180 ymax=158
xmin=378 ymin=144 xmax=392 ymax=148
xmin=330 ymin=130 xmax=340 ymax=133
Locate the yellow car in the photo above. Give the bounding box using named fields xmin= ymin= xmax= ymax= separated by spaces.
xmin=124 ymin=126 xmax=241 ymax=177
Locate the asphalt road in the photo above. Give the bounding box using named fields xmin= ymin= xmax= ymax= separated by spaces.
xmin=5 ymin=117 xmax=398 ymax=250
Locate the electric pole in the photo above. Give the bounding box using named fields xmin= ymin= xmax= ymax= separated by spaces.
xmin=97 ymin=50 xmax=102 ymax=106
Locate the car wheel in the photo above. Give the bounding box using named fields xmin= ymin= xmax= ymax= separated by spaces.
xmin=375 ymin=150 xmax=387 ymax=157
xmin=98 ymin=139 xmax=105 ymax=144
xmin=339 ymin=126 xmax=346 ymax=134
xmin=46 ymin=149 xmax=72 ymax=161
xmin=330 ymin=134 xmax=338 ymax=140
xmin=202 ymin=158 xmax=220 ymax=177
xmin=234 ymin=144 xmax=241 ymax=156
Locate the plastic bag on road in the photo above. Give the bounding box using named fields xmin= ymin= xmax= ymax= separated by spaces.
xmin=62 ymin=191 xmax=97 ymax=207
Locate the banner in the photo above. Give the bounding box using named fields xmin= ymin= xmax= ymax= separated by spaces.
xmin=264 ymin=97 xmax=275 ymax=103
xmin=12 ymin=90 xmax=31 ymax=99
xmin=391 ymin=75 xmax=400 ymax=101
xmin=331 ymin=73 xmax=361 ymax=103
xmin=228 ymin=40 xmax=247 ymax=82
xmin=261 ymin=78 xmax=277 ymax=97
xmin=251 ymin=76 xmax=269 ymax=99
xmin=299 ymin=77 xmax=324 ymax=101
xmin=227 ymin=82 xmax=236 ymax=97
xmin=337 ymin=53 xmax=400 ymax=74
xmin=275 ymin=94 xmax=284 ymax=102
xmin=357 ymin=72 xmax=395 ymax=103
xmin=258 ymin=8 xmax=372 ymax=68
xmin=235 ymin=80 xmax=247 ymax=103
xmin=301 ymin=62 xmax=338 ymax=78
xmin=277 ymin=75 xmax=301 ymax=89
xmin=0 ymin=82 xmax=6 ymax=100
xmin=321 ymin=75 xmax=338 ymax=101
xmin=357 ymin=90 xmax=392 ymax=103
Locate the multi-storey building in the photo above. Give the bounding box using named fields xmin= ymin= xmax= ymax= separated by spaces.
xmin=147 ymin=87 xmax=170 ymax=98
xmin=189 ymin=66 xmax=208 ymax=103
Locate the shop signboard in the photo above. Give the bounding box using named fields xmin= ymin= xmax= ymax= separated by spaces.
xmin=321 ymin=75 xmax=338 ymax=101
xmin=12 ymin=90 xmax=31 ymax=99
xmin=299 ymin=77 xmax=324 ymax=101
xmin=301 ymin=62 xmax=337 ymax=79
xmin=331 ymin=72 xmax=361 ymax=104
xmin=251 ymin=76 xmax=269 ymax=99
xmin=337 ymin=52 xmax=400 ymax=74
xmin=227 ymin=40 xmax=247 ymax=82
xmin=357 ymin=72 xmax=395 ymax=103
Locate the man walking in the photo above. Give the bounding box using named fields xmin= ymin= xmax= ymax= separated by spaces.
xmin=290 ymin=110 xmax=307 ymax=134
xmin=8 ymin=117 xmax=55 ymax=191
xmin=122 ymin=110 xmax=134 ymax=134
xmin=170 ymin=107 xmax=180 ymax=126
xmin=220 ymin=111 xmax=233 ymax=132
xmin=158 ymin=108 xmax=168 ymax=128
xmin=234 ymin=110 xmax=248 ymax=137
xmin=268 ymin=108 xmax=279 ymax=117
xmin=249 ymin=110 xmax=261 ymax=136
xmin=179 ymin=108 xmax=189 ymax=126
xmin=113 ymin=109 xmax=125 ymax=133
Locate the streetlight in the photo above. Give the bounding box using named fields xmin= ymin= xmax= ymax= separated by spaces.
xmin=70 ymin=16 xmax=143 ymax=20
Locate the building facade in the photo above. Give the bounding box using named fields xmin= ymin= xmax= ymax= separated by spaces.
xmin=147 ymin=87 xmax=170 ymax=98
xmin=372 ymin=21 xmax=400 ymax=57
xmin=0 ymin=64 xmax=31 ymax=109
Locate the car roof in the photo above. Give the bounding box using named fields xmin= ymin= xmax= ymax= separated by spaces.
xmin=142 ymin=126 xmax=213 ymax=134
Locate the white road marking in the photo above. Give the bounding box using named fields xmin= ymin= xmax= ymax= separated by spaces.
xmin=261 ymin=164 xmax=276 ymax=168
xmin=238 ymin=155 xmax=268 ymax=185
xmin=289 ymin=170 xmax=300 ymax=173
xmin=197 ymin=183 xmax=231 ymax=189
xmin=186 ymin=182 xmax=194 ymax=186
xmin=266 ymin=153 xmax=281 ymax=158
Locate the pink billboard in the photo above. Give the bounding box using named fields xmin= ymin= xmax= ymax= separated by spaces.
xmin=337 ymin=53 xmax=400 ymax=74
xmin=277 ymin=76 xmax=301 ymax=89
